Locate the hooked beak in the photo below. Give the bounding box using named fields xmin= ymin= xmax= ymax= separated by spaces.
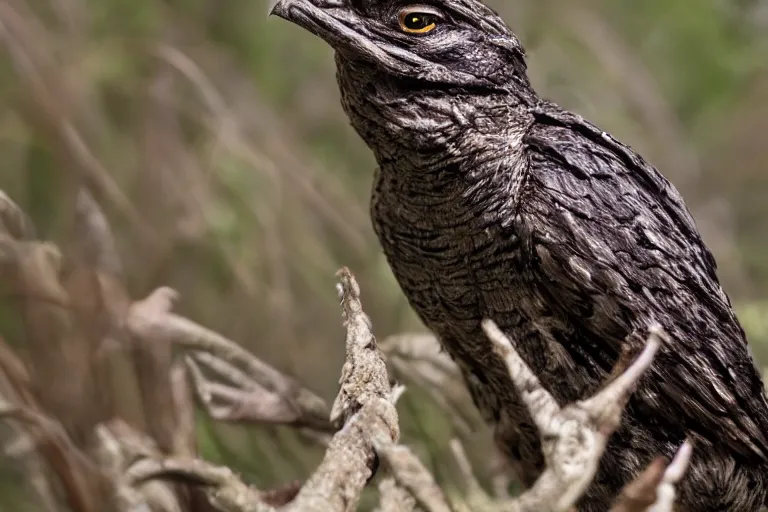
xmin=269 ymin=0 xmax=371 ymax=56
xmin=269 ymin=0 xmax=328 ymax=25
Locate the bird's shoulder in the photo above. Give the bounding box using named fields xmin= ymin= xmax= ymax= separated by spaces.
xmin=518 ymin=99 xmax=725 ymax=315
xmin=507 ymin=100 xmax=768 ymax=459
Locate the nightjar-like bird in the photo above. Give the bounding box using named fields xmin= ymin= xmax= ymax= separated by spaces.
xmin=271 ymin=1 xmax=768 ymax=509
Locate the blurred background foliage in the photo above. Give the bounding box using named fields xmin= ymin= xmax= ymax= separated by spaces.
xmin=0 ymin=0 xmax=766 ymax=509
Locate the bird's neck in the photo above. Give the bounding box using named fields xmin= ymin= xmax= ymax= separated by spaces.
xmin=362 ymin=95 xmax=532 ymax=196
xmin=368 ymin=101 xmax=532 ymax=230
xmin=337 ymin=62 xmax=532 ymax=167
xmin=345 ymin=92 xmax=530 ymax=172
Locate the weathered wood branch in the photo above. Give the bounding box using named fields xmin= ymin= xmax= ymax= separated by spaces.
xmin=125 ymin=288 xmax=332 ymax=433
xmin=609 ymin=440 xmax=692 ymax=512
xmin=283 ymin=268 xmax=398 ymax=512
xmin=483 ymin=320 xmax=690 ymax=512
xmin=374 ymin=477 xmax=416 ymax=512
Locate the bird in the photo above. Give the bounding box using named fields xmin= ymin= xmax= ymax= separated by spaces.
xmin=270 ymin=0 xmax=768 ymax=509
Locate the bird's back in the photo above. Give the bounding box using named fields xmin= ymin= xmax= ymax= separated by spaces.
xmin=522 ymin=102 xmax=768 ymax=510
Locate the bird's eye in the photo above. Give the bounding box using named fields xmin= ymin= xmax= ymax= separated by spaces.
xmin=398 ymin=7 xmax=439 ymax=34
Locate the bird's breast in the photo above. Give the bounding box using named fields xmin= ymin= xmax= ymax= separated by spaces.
xmin=370 ymin=168 xmax=528 ymax=340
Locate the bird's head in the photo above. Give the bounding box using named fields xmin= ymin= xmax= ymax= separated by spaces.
xmin=270 ymin=0 xmax=529 ymax=89
xmin=271 ymin=0 xmax=533 ymax=161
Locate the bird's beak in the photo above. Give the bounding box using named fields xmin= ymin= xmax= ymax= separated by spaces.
xmin=269 ymin=0 xmax=363 ymax=55
xmin=268 ymin=0 xmax=315 ymax=23
xmin=269 ymin=0 xmax=419 ymax=74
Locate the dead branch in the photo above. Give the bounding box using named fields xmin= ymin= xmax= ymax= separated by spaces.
xmin=0 ymin=199 xmax=119 ymax=450
xmin=449 ymin=439 xmax=498 ymax=510
xmin=0 ymin=189 xmax=35 ymax=240
xmin=608 ymin=440 xmax=692 ymax=512
xmin=380 ymin=333 xmax=482 ymax=436
xmin=0 ymin=393 xmax=107 ymax=512
xmin=112 ymin=272 xmax=691 ymax=512
xmin=120 ymin=439 xmax=299 ymax=511
xmin=185 ymin=352 xmax=304 ymax=426
xmin=96 ymin=419 xmax=189 ymax=512
xmin=284 ymin=268 xmax=399 ymax=512
xmin=374 ymin=478 xmax=416 ymax=512
xmin=170 ymin=362 xmax=198 ymax=458
xmin=0 ymin=186 xmax=697 ymax=511
xmin=374 ymin=442 xmax=452 ymax=512
xmin=125 ymin=288 xmax=332 ymax=433
xmin=126 ymin=268 xmax=402 ymax=512
xmin=373 ymin=383 xmax=449 ymax=512
xmin=126 ymin=456 xmax=269 ymax=512
xmin=482 ymin=320 xmax=685 ymax=512
xmin=610 ymin=457 xmax=668 ymax=512
xmin=0 ymin=338 xmax=82 ymax=512
xmin=128 ymin=287 xmax=181 ymax=455
xmin=647 ymin=441 xmax=693 ymax=512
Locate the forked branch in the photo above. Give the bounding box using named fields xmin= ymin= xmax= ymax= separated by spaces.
xmin=482 ymin=320 xmax=691 ymax=512
xmin=125 ymin=287 xmax=332 ymax=433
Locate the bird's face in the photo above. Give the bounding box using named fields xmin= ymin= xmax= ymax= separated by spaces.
xmin=272 ymin=0 xmax=532 ymax=163
xmin=270 ymin=0 xmax=528 ymax=89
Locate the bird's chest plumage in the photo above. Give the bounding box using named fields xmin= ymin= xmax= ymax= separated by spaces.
xmin=370 ymin=162 xmax=598 ymax=421
xmin=370 ymin=165 xmax=525 ymax=337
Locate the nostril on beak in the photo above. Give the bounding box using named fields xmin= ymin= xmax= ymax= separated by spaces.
xmin=268 ymin=0 xmax=292 ymax=18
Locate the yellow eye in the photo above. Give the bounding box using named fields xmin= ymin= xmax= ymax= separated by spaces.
xmin=398 ymin=9 xmax=438 ymax=34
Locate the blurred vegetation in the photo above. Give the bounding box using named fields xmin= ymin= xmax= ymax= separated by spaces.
xmin=0 ymin=0 xmax=766 ymax=509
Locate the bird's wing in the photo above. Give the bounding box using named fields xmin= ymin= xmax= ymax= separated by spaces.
xmin=518 ymin=101 xmax=768 ymax=459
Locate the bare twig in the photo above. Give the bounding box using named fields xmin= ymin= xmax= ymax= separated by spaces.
xmin=285 ymin=268 xmax=399 ymax=512
xmin=125 ymin=288 xmax=331 ymax=432
xmin=375 ymin=478 xmax=416 ymax=512
xmin=483 ymin=320 xmax=665 ymax=512
xmin=0 ymin=338 xmax=81 ymax=512
xmin=608 ymin=441 xmax=693 ymax=512
xmin=0 ymin=192 xmax=120 ymax=512
xmin=170 ymin=362 xmax=197 ymax=458
xmin=0 ymin=394 xmax=106 ymax=512
xmin=449 ymin=438 xmax=498 ymax=510
xmin=381 ymin=334 xmax=481 ymax=436
xmin=185 ymin=352 xmax=307 ymax=426
xmin=0 ymin=183 xmax=693 ymax=512
xmin=128 ymin=288 xmax=182 ymax=455
xmin=128 ymin=268 xmax=402 ymax=512
xmin=328 ymin=268 xmax=392 ymax=426
xmin=95 ymin=420 xmax=183 ymax=512
xmin=449 ymin=439 xmax=480 ymax=494
xmin=610 ymin=458 xmax=666 ymax=512
xmin=0 ymin=189 xmax=34 ymax=240
xmin=127 ymin=457 xmax=271 ymax=512
xmin=647 ymin=441 xmax=693 ymax=512
xmin=375 ymin=443 xmax=453 ymax=512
